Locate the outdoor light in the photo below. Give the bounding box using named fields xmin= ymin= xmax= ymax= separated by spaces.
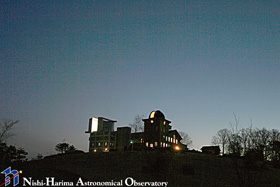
xmin=175 ymin=146 xmax=180 ymax=151
xmin=94 ymin=149 xmax=97 ymax=152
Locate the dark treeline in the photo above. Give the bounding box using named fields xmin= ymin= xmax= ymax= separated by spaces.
xmin=212 ymin=115 xmax=280 ymax=166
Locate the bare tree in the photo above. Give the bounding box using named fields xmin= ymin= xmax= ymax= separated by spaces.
xmin=227 ymin=113 xmax=243 ymax=156
xmin=239 ymin=128 xmax=251 ymax=155
xmin=129 ymin=115 xmax=144 ymax=133
xmin=0 ymin=119 xmax=19 ymax=143
xmin=211 ymin=128 xmax=230 ymax=155
xmin=179 ymin=131 xmax=193 ymax=147
xmin=230 ymin=113 xmax=240 ymax=134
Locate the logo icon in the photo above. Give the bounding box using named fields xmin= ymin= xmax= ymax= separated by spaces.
xmin=1 ymin=167 xmax=19 ymax=186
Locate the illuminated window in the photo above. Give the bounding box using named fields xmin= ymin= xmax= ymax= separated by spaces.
xmin=141 ymin=138 xmax=143 ymax=143
xmin=160 ymin=142 xmax=163 ymax=147
xmin=166 ymin=136 xmax=168 ymax=141
xmin=168 ymin=137 xmax=170 ymax=142
xmin=98 ymin=142 xmax=101 ymax=147
xmin=173 ymin=138 xmax=175 ymax=143
xmin=171 ymin=138 xmax=173 ymax=143
xmin=150 ymin=111 xmax=155 ymax=118
xmin=146 ymin=142 xmax=149 ymax=147
xmin=150 ymin=144 xmax=153 ymax=148
xmin=164 ymin=121 xmax=166 ymax=125
xmin=91 ymin=117 xmax=98 ymax=132
xmin=155 ymin=142 xmax=158 ymax=147
xmin=163 ymin=143 xmax=166 ymax=148
xmin=105 ymin=142 xmax=108 ymax=146
xmin=176 ymin=139 xmax=178 ymax=144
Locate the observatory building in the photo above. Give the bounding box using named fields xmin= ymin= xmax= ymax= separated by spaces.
xmin=86 ymin=110 xmax=182 ymax=152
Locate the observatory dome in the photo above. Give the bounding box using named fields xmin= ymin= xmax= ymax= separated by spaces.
xmin=149 ymin=110 xmax=165 ymax=120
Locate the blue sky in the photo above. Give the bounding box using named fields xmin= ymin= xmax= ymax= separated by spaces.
xmin=1 ymin=0 xmax=279 ymax=158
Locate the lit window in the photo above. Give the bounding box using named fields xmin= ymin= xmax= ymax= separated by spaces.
xmin=168 ymin=137 xmax=170 ymax=142
xmin=91 ymin=117 xmax=98 ymax=132
xmin=176 ymin=139 xmax=178 ymax=144
xmin=163 ymin=143 xmax=166 ymax=148
xmin=160 ymin=142 xmax=163 ymax=147
xmin=146 ymin=142 xmax=149 ymax=147
xmin=105 ymin=142 xmax=108 ymax=146
xmin=166 ymin=136 xmax=168 ymax=141
xmin=98 ymin=142 xmax=101 ymax=147
xmin=150 ymin=111 xmax=155 ymax=118
xmin=173 ymin=139 xmax=175 ymax=143
xmin=155 ymin=142 xmax=158 ymax=147
xmin=171 ymin=138 xmax=173 ymax=143
xmin=141 ymin=138 xmax=143 ymax=143
xmin=164 ymin=121 xmax=166 ymax=125
xmin=150 ymin=144 xmax=153 ymax=148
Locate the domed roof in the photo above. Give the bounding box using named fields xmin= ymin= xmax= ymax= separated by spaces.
xmin=149 ymin=110 xmax=165 ymax=119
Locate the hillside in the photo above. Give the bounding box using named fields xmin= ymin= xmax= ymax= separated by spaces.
xmin=14 ymin=151 xmax=280 ymax=186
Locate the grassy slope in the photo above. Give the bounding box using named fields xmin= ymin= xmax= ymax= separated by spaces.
xmin=15 ymin=151 xmax=280 ymax=186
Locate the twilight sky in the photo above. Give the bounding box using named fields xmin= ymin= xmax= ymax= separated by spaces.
xmin=1 ymin=0 xmax=279 ymax=158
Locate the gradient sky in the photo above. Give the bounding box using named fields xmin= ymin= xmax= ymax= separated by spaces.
xmin=1 ymin=0 xmax=279 ymax=158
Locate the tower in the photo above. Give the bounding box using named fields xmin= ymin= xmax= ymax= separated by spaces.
xmin=86 ymin=117 xmax=117 ymax=152
xmin=142 ymin=110 xmax=172 ymax=148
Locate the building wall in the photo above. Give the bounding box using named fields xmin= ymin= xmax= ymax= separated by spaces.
xmin=88 ymin=117 xmax=117 ymax=153
xmin=117 ymin=127 xmax=131 ymax=151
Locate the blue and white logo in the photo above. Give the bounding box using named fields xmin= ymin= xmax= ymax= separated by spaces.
xmin=1 ymin=167 xmax=19 ymax=186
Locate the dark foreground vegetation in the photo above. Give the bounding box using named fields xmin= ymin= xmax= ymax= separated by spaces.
xmin=11 ymin=151 xmax=280 ymax=186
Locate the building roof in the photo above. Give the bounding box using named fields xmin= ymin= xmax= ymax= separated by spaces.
xmin=201 ymin=146 xmax=220 ymax=151
xmin=169 ymin=130 xmax=182 ymax=140
xmin=99 ymin=117 xmax=117 ymax=123
xmin=149 ymin=110 xmax=165 ymax=119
